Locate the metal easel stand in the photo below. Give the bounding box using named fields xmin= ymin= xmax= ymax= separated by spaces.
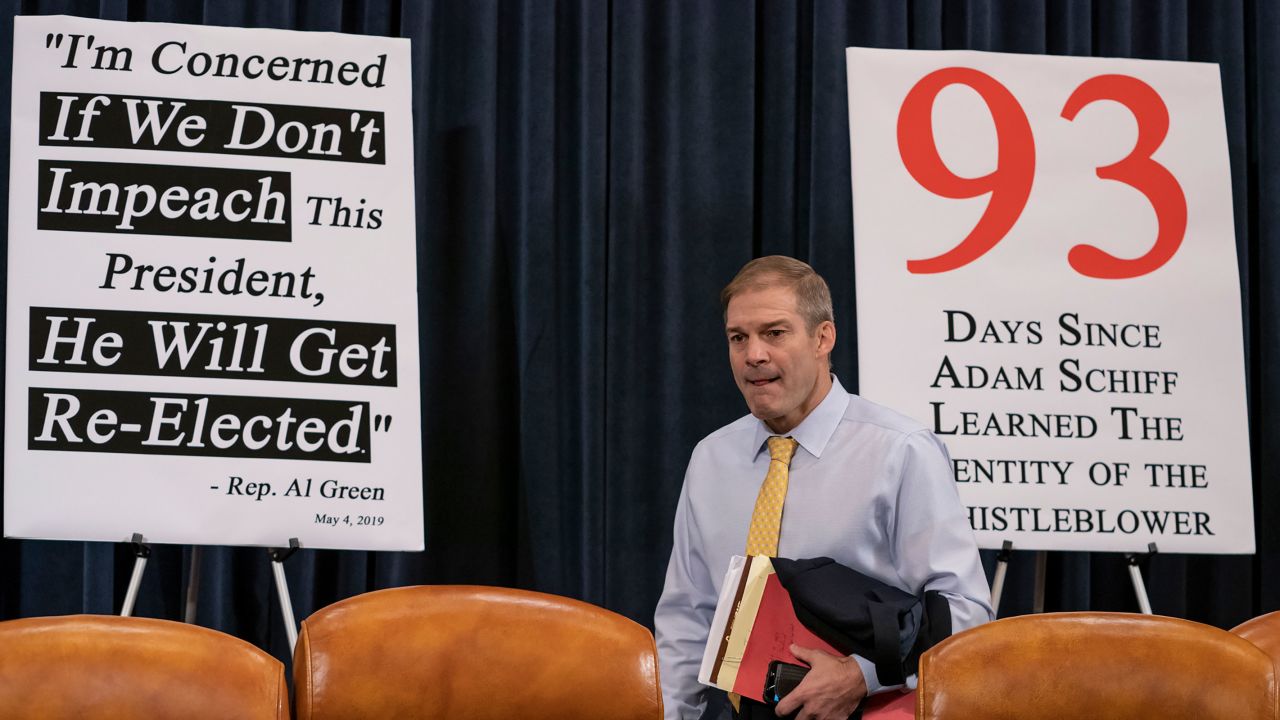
xmin=990 ymin=540 xmax=1014 ymax=616
xmin=989 ymin=542 xmax=1046 ymax=615
xmin=990 ymin=541 xmax=1043 ymax=616
xmin=269 ymin=538 xmax=302 ymax=654
xmin=120 ymin=537 xmax=307 ymax=645
xmin=989 ymin=540 xmax=1159 ymax=617
xmin=1124 ymin=542 xmax=1158 ymax=615
xmin=120 ymin=533 xmax=150 ymax=617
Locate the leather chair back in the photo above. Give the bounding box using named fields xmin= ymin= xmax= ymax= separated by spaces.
xmin=918 ymin=612 xmax=1278 ymax=720
xmin=1234 ymin=610 xmax=1280 ymax=672
xmin=294 ymin=585 xmax=662 ymax=720
xmin=0 ymin=614 xmax=287 ymax=720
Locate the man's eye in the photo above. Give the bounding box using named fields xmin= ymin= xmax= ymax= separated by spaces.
xmin=767 ymin=329 xmax=785 ymax=338
xmin=729 ymin=334 xmax=745 ymax=343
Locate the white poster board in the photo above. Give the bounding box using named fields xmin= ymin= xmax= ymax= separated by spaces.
xmin=5 ymin=15 xmax=423 ymax=551
xmin=847 ymin=47 xmax=1253 ymax=554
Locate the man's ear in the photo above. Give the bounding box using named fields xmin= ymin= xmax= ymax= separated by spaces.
xmin=816 ymin=320 xmax=836 ymax=356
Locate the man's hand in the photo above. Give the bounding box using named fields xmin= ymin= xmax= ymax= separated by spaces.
xmin=773 ymin=644 xmax=867 ymax=720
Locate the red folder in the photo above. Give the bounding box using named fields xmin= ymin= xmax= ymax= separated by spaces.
xmin=731 ymin=572 xmax=835 ymax=701
xmin=863 ymin=690 xmax=915 ymax=717
xmin=702 ymin=556 xmax=915 ymax=717
xmin=730 ymin=571 xmax=916 ymax=717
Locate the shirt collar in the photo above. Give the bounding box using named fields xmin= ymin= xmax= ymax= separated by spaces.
xmin=749 ymin=375 xmax=850 ymax=461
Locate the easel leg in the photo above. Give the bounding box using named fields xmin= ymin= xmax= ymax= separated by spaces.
xmin=120 ymin=533 xmax=150 ymax=617
xmin=1125 ymin=543 xmax=1158 ymax=615
xmin=269 ymin=538 xmax=302 ymax=654
xmin=184 ymin=546 xmax=202 ymax=624
xmin=990 ymin=540 xmax=1014 ymax=617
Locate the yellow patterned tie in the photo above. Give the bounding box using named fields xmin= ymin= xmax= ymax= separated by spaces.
xmin=731 ymin=436 xmax=798 ymax=713
xmin=745 ymin=436 xmax=799 ymax=557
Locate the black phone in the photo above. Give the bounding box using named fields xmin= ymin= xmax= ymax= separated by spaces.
xmin=764 ymin=660 xmax=810 ymax=705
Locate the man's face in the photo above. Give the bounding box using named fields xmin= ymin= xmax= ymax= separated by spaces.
xmin=725 ymin=284 xmax=835 ymax=433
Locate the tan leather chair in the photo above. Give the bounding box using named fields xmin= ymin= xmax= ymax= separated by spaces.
xmin=0 ymin=614 xmax=287 ymax=720
xmin=917 ymin=612 xmax=1278 ymax=720
xmin=1234 ymin=610 xmax=1280 ymax=672
xmin=294 ymin=585 xmax=662 ymax=720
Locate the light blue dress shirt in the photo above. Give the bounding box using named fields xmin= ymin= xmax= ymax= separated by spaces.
xmin=654 ymin=376 xmax=993 ymax=720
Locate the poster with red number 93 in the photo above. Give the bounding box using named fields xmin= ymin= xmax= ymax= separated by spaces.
xmin=846 ymin=48 xmax=1252 ymax=554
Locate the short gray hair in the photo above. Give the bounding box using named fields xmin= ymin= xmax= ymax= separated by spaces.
xmin=719 ymin=256 xmax=834 ymax=333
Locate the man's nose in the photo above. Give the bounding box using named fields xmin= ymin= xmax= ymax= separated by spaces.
xmin=745 ymin=336 xmax=769 ymax=365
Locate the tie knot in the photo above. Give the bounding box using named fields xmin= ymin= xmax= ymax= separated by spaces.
xmin=767 ymin=436 xmax=798 ymax=464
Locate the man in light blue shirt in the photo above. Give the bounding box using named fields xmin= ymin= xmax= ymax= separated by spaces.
xmin=654 ymin=256 xmax=992 ymax=720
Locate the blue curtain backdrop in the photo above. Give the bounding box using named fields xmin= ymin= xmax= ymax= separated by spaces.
xmin=1 ymin=0 xmax=1276 ymax=663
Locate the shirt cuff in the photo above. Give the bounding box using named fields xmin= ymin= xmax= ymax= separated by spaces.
xmin=851 ymin=654 xmax=913 ymax=696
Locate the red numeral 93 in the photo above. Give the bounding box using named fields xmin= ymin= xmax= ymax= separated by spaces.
xmin=895 ymin=67 xmax=1187 ymax=279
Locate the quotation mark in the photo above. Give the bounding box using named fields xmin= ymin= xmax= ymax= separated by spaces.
xmin=373 ymin=414 xmax=393 ymax=432
xmin=45 ymin=33 xmax=94 ymax=48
